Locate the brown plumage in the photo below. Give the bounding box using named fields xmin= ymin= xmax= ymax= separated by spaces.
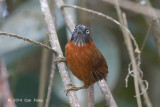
xmin=65 ymin=25 xmax=108 ymax=92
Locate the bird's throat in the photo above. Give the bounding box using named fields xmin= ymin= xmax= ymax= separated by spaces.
xmin=71 ymin=35 xmax=92 ymax=47
xmin=72 ymin=38 xmax=87 ymax=46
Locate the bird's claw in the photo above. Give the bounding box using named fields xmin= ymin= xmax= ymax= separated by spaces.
xmin=67 ymin=83 xmax=75 ymax=87
xmin=66 ymin=84 xmax=77 ymax=95
xmin=65 ymin=84 xmax=85 ymax=95
xmin=66 ymin=87 xmax=79 ymax=95
xmin=55 ymin=57 xmax=66 ymax=63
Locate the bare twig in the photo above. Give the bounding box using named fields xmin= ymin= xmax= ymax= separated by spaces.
xmin=38 ymin=36 xmax=50 ymax=107
xmin=0 ymin=32 xmax=57 ymax=54
xmin=98 ymin=80 xmax=117 ymax=107
xmin=138 ymin=78 xmax=151 ymax=107
xmin=137 ymin=80 xmax=149 ymax=96
xmin=114 ymin=1 xmax=142 ymax=106
xmin=135 ymin=0 xmax=160 ymax=57
xmin=140 ymin=21 xmax=153 ymax=52
xmin=55 ymin=0 xmax=75 ymax=33
xmin=101 ymin=0 xmax=160 ymax=18
xmin=103 ymin=0 xmax=160 ymax=57
xmin=134 ymin=0 xmax=155 ymax=106
xmin=125 ymin=50 xmax=151 ymax=107
xmin=39 ymin=0 xmax=80 ymax=107
xmin=122 ymin=12 xmax=152 ymax=107
xmin=125 ymin=63 xmax=134 ymax=88
xmin=110 ymin=0 xmax=152 ymax=106
xmin=88 ymin=85 xmax=94 ymax=107
xmin=45 ymin=55 xmax=56 ymax=107
xmin=121 ymin=13 xmax=142 ymax=107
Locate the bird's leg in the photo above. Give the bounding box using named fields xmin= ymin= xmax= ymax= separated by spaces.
xmin=55 ymin=57 xmax=66 ymax=62
xmin=66 ymin=84 xmax=85 ymax=95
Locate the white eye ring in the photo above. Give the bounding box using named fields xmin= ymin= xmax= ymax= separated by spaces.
xmin=86 ymin=30 xmax=90 ymax=34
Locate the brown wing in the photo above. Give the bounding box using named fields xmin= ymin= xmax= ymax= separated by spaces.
xmin=89 ymin=47 xmax=108 ymax=81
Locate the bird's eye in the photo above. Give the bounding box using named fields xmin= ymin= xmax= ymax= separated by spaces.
xmin=86 ymin=30 xmax=90 ymax=34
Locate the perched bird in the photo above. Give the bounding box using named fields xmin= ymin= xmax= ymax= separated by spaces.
xmin=65 ymin=24 xmax=108 ymax=92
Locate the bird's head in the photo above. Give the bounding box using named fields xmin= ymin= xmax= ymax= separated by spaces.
xmin=71 ymin=24 xmax=92 ymax=46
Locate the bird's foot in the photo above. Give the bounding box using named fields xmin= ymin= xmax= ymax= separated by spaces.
xmin=67 ymin=83 xmax=76 ymax=87
xmin=55 ymin=57 xmax=66 ymax=63
xmin=66 ymin=84 xmax=85 ymax=95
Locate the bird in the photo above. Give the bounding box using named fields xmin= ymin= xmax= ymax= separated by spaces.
xmin=65 ymin=24 xmax=108 ymax=93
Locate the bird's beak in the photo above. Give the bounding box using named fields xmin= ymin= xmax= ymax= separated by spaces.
xmin=77 ymin=27 xmax=83 ymax=34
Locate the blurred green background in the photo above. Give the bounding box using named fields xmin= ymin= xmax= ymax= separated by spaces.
xmin=0 ymin=0 xmax=160 ymax=107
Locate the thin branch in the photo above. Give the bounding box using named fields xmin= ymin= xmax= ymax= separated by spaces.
xmin=39 ymin=0 xmax=80 ymax=107
xmin=133 ymin=0 xmax=155 ymax=106
xmin=55 ymin=0 xmax=75 ymax=33
xmin=135 ymin=0 xmax=160 ymax=57
xmin=98 ymin=80 xmax=117 ymax=107
xmin=138 ymin=78 xmax=151 ymax=107
xmin=38 ymin=36 xmax=50 ymax=107
xmin=114 ymin=1 xmax=142 ymax=106
xmin=88 ymin=85 xmax=94 ymax=107
xmin=103 ymin=0 xmax=160 ymax=57
xmin=125 ymin=63 xmax=133 ymax=88
xmin=140 ymin=21 xmax=153 ymax=52
xmin=45 ymin=55 xmax=56 ymax=107
xmin=0 ymin=32 xmax=57 ymax=54
xmin=137 ymin=80 xmax=149 ymax=96
xmin=103 ymin=0 xmax=158 ymax=54
xmin=121 ymin=12 xmax=152 ymax=107
xmin=121 ymin=13 xmax=142 ymax=107
xmin=43 ymin=2 xmax=58 ymax=106
xmin=101 ymin=0 xmax=160 ymax=18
